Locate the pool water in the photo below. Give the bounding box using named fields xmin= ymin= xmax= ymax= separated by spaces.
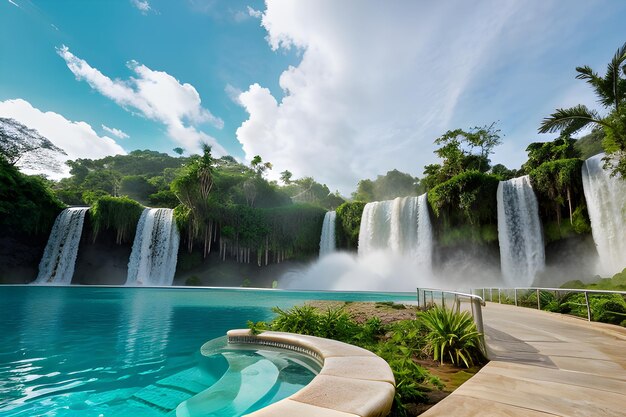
xmin=0 ymin=286 xmax=413 ymax=416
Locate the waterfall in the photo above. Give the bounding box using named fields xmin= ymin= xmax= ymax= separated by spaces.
xmin=126 ymin=208 xmax=180 ymax=286
xmin=35 ymin=207 xmax=88 ymax=284
xmin=358 ymin=194 xmax=433 ymax=271
xmin=582 ymin=154 xmax=626 ymax=276
xmin=319 ymin=211 xmax=337 ymax=256
xmin=497 ymin=175 xmax=544 ymax=286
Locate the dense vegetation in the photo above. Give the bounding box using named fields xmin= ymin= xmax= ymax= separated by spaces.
xmin=0 ymin=40 xmax=624 ymax=284
xmin=0 ymin=157 xmax=64 ymax=236
xmin=248 ymin=303 xmax=484 ymax=416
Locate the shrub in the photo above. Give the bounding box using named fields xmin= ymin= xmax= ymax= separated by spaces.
xmin=419 ymin=306 xmax=483 ymax=367
xmin=335 ymin=201 xmax=366 ymax=250
xmin=90 ymin=196 xmax=144 ymax=244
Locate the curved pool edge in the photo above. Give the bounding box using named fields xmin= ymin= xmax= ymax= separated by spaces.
xmin=227 ymin=329 xmax=395 ymax=417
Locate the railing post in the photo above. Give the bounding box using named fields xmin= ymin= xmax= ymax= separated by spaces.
xmin=584 ymin=291 xmax=591 ymax=322
xmin=498 ymin=288 xmax=501 ymax=304
xmin=416 ymin=288 xmax=421 ymax=308
xmin=441 ymin=292 xmax=445 ymax=308
xmin=537 ymin=289 xmax=541 ymax=310
xmin=514 ymin=288 xmax=517 ymax=306
xmin=489 ymin=288 xmax=493 ymax=302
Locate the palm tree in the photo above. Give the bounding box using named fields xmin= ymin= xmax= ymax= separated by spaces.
xmin=539 ymin=41 xmax=626 ymax=176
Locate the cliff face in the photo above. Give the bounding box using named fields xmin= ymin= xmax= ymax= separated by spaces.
xmin=0 ymin=235 xmax=46 ymax=283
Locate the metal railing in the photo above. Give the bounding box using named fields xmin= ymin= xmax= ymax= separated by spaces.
xmin=474 ymin=287 xmax=626 ymax=322
xmin=416 ymin=288 xmax=486 ymax=335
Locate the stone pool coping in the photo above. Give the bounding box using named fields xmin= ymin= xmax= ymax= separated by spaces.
xmin=227 ymin=329 xmax=395 ymax=417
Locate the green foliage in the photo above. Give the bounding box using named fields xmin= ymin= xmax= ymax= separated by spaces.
xmin=270 ymin=305 xmax=330 ymax=336
xmin=90 ymin=196 xmax=144 ymax=244
xmin=335 ymin=201 xmax=366 ymax=249
xmin=558 ymin=293 xmax=626 ymax=325
xmin=523 ymin=136 xmax=580 ymax=172
xmin=574 ymin=130 xmax=604 ymax=159
xmin=419 ymin=306 xmax=484 ymax=367
xmin=119 ymin=175 xmax=157 ymax=205
xmin=428 ymin=171 xmax=499 ymax=226
xmin=0 ymin=158 xmax=65 ymax=236
xmin=539 ymin=41 xmax=626 ymax=177
xmin=352 ymin=169 xmax=421 ymax=202
xmin=249 ymin=304 xmax=458 ymax=416
xmin=438 ymin=224 xmax=498 ymax=247
xmin=422 ymin=123 xmax=502 ymax=192
xmin=55 ymin=150 xmax=186 ymax=205
xmin=529 ymin=158 xmax=585 ymax=228
xmin=571 ymin=205 xmax=592 ymax=234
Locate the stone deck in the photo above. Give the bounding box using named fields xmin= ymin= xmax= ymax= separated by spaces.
xmin=422 ymin=302 xmax=626 ymax=416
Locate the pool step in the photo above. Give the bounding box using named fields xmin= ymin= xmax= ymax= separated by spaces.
xmin=176 ymin=353 xmax=280 ymax=417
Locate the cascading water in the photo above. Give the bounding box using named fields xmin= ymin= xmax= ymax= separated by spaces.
xmin=497 ymin=175 xmax=544 ymax=286
xmin=126 ymin=208 xmax=180 ymax=286
xmin=358 ymin=194 xmax=433 ymax=271
xmin=582 ymin=154 xmax=626 ymax=276
xmin=284 ymin=194 xmax=433 ymax=291
xmin=319 ymin=211 xmax=337 ymax=256
xmin=35 ymin=207 xmax=88 ymax=285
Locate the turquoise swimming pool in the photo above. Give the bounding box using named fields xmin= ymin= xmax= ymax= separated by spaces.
xmin=0 ymin=286 xmax=414 ymax=416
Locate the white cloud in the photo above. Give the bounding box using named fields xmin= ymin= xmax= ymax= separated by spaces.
xmin=0 ymin=99 xmax=126 ymax=178
xmin=131 ymin=0 xmax=151 ymax=14
xmin=57 ymin=45 xmax=226 ymax=155
xmin=224 ymin=83 xmax=243 ymax=105
xmin=101 ymin=124 xmax=129 ymax=139
xmin=236 ymin=1 xmax=601 ymax=193
xmin=247 ymin=6 xmax=262 ymax=19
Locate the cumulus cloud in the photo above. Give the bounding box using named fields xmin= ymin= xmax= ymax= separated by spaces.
xmin=101 ymin=124 xmax=129 ymax=139
xmin=247 ymin=6 xmax=262 ymax=19
xmin=131 ymin=0 xmax=151 ymax=14
xmin=57 ymin=45 xmax=225 ymax=155
xmin=0 ymin=99 xmax=126 ymax=178
xmin=236 ymin=1 xmax=600 ymax=193
xmin=224 ymin=83 xmax=243 ymax=105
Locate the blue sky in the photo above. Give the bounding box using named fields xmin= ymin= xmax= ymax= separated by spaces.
xmin=1 ymin=0 xmax=626 ymax=193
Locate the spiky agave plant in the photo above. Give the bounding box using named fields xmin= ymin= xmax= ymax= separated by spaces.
xmin=419 ymin=306 xmax=483 ymax=368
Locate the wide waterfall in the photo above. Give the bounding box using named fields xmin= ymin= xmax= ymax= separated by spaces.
xmin=358 ymin=194 xmax=433 ymax=271
xmin=126 ymin=208 xmax=180 ymax=286
xmin=582 ymin=154 xmax=626 ymax=276
xmin=497 ymin=175 xmax=544 ymax=286
xmin=319 ymin=211 xmax=337 ymax=256
xmin=35 ymin=207 xmax=88 ymax=285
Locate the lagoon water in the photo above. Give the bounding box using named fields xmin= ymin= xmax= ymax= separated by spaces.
xmin=0 ymin=286 xmax=413 ymax=416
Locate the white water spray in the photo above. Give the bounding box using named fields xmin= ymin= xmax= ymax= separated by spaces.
xmin=497 ymin=176 xmax=544 ymax=286
xmin=287 ymin=194 xmax=433 ymax=291
xmin=35 ymin=207 xmax=88 ymax=285
xmin=126 ymin=208 xmax=180 ymax=286
xmin=319 ymin=211 xmax=337 ymax=256
xmin=582 ymin=154 xmax=626 ymax=276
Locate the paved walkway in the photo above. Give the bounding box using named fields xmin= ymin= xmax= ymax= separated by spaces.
xmin=422 ymin=302 xmax=626 ymax=416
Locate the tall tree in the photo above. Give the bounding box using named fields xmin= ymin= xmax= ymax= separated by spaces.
xmin=539 ymin=41 xmax=626 ymax=177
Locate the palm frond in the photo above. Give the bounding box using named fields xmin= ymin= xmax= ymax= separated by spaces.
xmin=605 ymin=41 xmax=626 ymax=110
xmin=538 ymin=105 xmax=604 ymax=135
xmin=576 ymin=66 xmax=614 ymax=108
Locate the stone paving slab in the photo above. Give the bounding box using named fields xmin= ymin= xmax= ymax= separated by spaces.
xmin=422 ymin=302 xmax=626 ymax=417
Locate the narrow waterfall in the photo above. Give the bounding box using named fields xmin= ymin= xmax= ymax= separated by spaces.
xmin=35 ymin=207 xmax=88 ymax=284
xmin=497 ymin=176 xmax=544 ymax=286
xmin=319 ymin=211 xmax=337 ymax=256
xmin=358 ymin=194 xmax=433 ymax=271
xmin=126 ymin=208 xmax=180 ymax=286
xmin=582 ymin=154 xmax=626 ymax=276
